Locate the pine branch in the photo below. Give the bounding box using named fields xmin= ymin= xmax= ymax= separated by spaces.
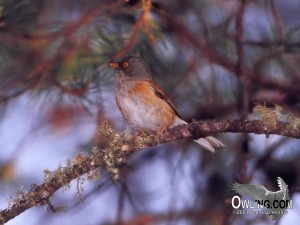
xmin=0 ymin=118 xmax=299 ymax=224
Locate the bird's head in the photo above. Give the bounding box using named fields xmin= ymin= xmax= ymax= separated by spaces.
xmin=109 ymin=55 xmax=151 ymax=81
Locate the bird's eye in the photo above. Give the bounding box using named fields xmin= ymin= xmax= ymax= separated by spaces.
xmin=123 ymin=62 xmax=129 ymax=68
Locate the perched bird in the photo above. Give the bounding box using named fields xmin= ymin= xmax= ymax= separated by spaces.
xmin=109 ymin=55 xmax=225 ymax=152
xmin=232 ymin=177 xmax=290 ymax=220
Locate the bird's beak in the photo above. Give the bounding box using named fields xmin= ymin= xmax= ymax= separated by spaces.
xmin=109 ymin=62 xmax=120 ymax=69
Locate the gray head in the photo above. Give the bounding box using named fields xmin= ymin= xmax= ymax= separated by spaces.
xmin=109 ymin=56 xmax=151 ymax=80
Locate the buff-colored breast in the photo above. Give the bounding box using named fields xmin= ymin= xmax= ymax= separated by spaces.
xmin=115 ymin=80 xmax=175 ymax=133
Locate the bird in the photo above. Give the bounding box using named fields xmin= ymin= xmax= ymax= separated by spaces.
xmin=232 ymin=177 xmax=290 ymax=220
xmin=109 ymin=55 xmax=225 ymax=152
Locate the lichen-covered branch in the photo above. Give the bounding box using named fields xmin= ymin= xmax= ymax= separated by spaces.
xmin=1 ymin=116 xmax=299 ymax=223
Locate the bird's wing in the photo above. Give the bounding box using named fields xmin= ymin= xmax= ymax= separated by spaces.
xmin=148 ymin=80 xmax=182 ymax=119
xmin=277 ymin=177 xmax=288 ymax=192
xmin=277 ymin=177 xmax=289 ymax=200
xmin=232 ymin=183 xmax=268 ymax=201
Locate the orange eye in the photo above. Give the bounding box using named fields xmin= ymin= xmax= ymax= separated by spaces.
xmin=123 ymin=62 xmax=129 ymax=68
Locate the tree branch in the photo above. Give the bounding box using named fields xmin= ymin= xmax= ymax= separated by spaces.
xmin=0 ymin=119 xmax=299 ymax=223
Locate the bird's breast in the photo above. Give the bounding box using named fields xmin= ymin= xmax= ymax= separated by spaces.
xmin=115 ymin=80 xmax=175 ymax=132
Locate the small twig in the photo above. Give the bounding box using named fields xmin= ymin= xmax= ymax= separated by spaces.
xmin=235 ymin=0 xmax=249 ymax=156
xmin=113 ymin=0 xmax=155 ymax=59
xmin=269 ymin=0 xmax=284 ymax=42
xmin=157 ymin=5 xmax=237 ymax=74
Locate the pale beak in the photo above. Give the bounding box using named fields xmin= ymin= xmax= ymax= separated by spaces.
xmin=109 ymin=62 xmax=120 ymax=69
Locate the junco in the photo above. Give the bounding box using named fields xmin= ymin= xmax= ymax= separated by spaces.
xmin=109 ymin=55 xmax=225 ymax=152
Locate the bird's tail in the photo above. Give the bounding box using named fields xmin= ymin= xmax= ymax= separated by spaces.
xmin=171 ymin=117 xmax=225 ymax=153
xmin=194 ymin=136 xmax=225 ymax=153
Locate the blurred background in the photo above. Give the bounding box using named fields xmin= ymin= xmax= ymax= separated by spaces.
xmin=0 ymin=0 xmax=300 ymax=224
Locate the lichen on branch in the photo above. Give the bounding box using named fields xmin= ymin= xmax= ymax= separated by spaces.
xmin=1 ymin=108 xmax=299 ymax=223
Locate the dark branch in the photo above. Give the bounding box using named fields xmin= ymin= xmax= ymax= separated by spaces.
xmin=0 ymin=119 xmax=299 ymax=223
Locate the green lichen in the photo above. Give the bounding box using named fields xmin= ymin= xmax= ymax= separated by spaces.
xmin=97 ymin=121 xmax=129 ymax=180
xmin=253 ymin=104 xmax=300 ymax=131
